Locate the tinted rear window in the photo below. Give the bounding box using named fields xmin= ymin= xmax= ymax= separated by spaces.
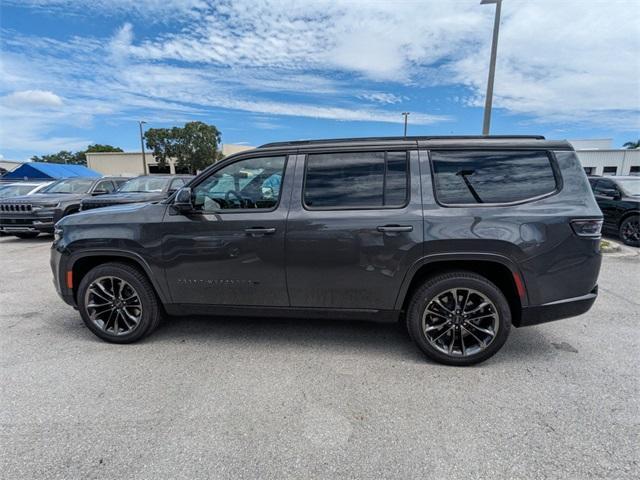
xmin=431 ymin=150 xmax=557 ymax=205
xmin=304 ymin=151 xmax=408 ymax=209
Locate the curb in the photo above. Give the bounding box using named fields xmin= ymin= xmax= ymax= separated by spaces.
xmin=601 ymin=238 xmax=639 ymax=257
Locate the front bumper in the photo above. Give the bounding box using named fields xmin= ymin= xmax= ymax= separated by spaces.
xmin=50 ymin=245 xmax=75 ymax=307
xmin=0 ymin=211 xmax=58 ymax=233
xmin=516 ymin=286 xmax=598 ymax=327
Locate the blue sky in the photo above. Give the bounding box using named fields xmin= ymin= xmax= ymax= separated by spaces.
xmin=1 ymin=0 xmax=638 ymax=160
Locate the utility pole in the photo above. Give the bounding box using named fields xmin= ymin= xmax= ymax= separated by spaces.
xmin=402 ymin=112 xmax=410 ymax=137
xmin=481 ymin=0 xmax=502 ymax=135
xmin=138 ymin=120 xmax=147 ymax=174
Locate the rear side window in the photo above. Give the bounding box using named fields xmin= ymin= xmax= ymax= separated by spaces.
xmin=431 ymin=150 xmax=558 ymax=205
xmin=304 ymin=151 xmax=408 ymax=209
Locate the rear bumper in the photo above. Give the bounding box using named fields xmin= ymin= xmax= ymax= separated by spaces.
xmin=516 ymin=286 xmax=598 ymax=327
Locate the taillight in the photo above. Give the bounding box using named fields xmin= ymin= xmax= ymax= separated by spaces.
xmin=570 ymin=219 xmax=603 ymax=237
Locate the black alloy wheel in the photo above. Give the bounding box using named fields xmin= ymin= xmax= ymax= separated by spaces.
xmin=77 ymin=263 xmax=162 ymax=343
xmin=619 ymin=216 xmax=640 ymax=247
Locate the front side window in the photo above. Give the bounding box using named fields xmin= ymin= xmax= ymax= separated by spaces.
xmin=431 ymin=150 xmax=558 ymax=205
xmin=118 ymin=177 xmax=170 ymax=193
xmin=94 ymin=180 xmax=115 ymax=193
xmin=616 ymin=178 xmax=640 ymax=195
xmin=593 ymin=180 xmax=618 ymax=196
xmin=303 ymin=151 xmax=408 ymax=209
xmin=192 ymin=156 xmax=286 ymax=211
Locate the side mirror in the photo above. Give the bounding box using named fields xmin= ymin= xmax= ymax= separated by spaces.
xmin=601 ymin=188 xmax=620 ymax=199
xmin=92 ymin=189 xmax=108 ymax=195
xmin=172 ymin=187 xmax=194 ymax=213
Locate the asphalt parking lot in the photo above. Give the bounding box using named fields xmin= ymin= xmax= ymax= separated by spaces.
xmin=1 ymin=235 xmax=638 ymax=480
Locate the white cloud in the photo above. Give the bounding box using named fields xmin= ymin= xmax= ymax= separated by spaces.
xmin=2 ymin=90 xmax=63 ymax=107
xmin=1 ymin=0 xmax=638 ymax=156
xmin=358 ymin=93 xmax=407 ymax=105
xmin=449 ymin=0 xmax=640 ymax=129
xmin=3 ymin=0 xmax=208 ymax=21
xmin=101 ymin=0 xmax=639 ymax=127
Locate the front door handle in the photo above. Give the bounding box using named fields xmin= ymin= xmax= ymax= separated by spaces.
xmin=377 ymin=225 xmax=413 ymax=233
xmin=245 ymin=227 xmax=277 ymax=236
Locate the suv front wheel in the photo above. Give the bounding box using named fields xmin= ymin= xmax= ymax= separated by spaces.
xmin=406 ymin=271 xmax=511 ymax=366
xmin=77 ymin=262 xmax=162 ymax=343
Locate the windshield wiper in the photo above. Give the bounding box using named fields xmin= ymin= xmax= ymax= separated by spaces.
xmin=456 ymin=170 xmax=483 ymax=203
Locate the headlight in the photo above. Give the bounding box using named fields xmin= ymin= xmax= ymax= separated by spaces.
xmin=54 ymin=226 xmax=63 ymax=242
xmin=33 ymin=203 xmax=59 ymax=210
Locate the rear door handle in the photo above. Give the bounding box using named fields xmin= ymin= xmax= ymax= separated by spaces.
xmin=377 ymin=225 xmax=413 ymax=233
xmin=245 ymin=227 xmax=277 ymax=235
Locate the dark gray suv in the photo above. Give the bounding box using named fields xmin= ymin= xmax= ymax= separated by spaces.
xmin=51 ymin=136 xmax=603 ymax=365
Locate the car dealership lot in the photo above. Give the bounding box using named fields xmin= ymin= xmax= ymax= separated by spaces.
xmin=1 ymin=236 xmax=638 ymax=479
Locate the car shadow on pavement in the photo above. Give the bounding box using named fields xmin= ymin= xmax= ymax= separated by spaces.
xmin=0 ymin=235 xmax=53 ymax=244
xmin=142 ymin=314 xmax=555 ymax=366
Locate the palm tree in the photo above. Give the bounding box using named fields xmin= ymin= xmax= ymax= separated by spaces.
xmin=623 ymin=139 xmax=640 ymax=149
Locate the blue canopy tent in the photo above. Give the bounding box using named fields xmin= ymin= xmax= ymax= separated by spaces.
xmin=1 ymin=162 xmax=100 ymax=181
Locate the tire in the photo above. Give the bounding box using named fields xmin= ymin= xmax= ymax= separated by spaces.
xmin=14 ymin=232 xmax=39 ymax=239
xmin=77 ymin=262 xmax=163 ymax=343
xmin=406 ymin=271 xmax=511 ymax=366
xmin=619 ymin=215 xmax=640 ymax=247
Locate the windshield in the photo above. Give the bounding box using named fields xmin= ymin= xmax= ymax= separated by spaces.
xmin=42 ymin=178 xmax=95 ymax=194
xmin=118 ymin=177 xmax=170 ymax=193
xmin=0 ymin=184 xmax=38 ymax=198
xmin=616 ymin=178 xmax=640 ymax=196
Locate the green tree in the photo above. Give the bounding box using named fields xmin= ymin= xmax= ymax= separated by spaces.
xmin=85 ymin=144 xmax=124 ymax=153
xmin=143 ymin=127 xmax=180 ymax=169
xmin=622 ymin=139 xmax=640 ymax=149
xmin=31 ymin=150 xmax=86 ymax=165
xmin=144 ymin=121 xmax=221 ymax=174
xmin=31 ymin=144 xmax=124 ymax=166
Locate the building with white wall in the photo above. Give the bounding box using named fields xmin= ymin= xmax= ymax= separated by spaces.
xmin=570 ymin=139 xmax=640 ymax=176
xmin=86 ymin=144 xmax=254 ymax=177
xmin=0 ymin=159 xmax=23 ymax=174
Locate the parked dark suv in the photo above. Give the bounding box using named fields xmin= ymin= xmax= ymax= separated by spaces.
xmin=51 ymin=136 xmax=602 ymax=365
xmin=80 ymin=175 xmax=194 ymax=211
xmin=588 ymin=176 xmax=640 ymax=247
xmin=0 ymin=176 xmax=128 ymax=238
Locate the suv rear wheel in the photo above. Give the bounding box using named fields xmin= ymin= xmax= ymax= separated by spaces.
xmin=77 ymin=262 xmax=162 ymax=343
xmin=619 ymin=215 xmax=640 ymax=247
xmin=406 ymin=271 xmax=511 ymax=366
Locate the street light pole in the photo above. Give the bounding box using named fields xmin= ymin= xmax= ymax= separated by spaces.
xmin=402 ymin=112 xmax=410 ymax=137
xmin=481 ymin=0 xmax=502 ymax=135
xmin=138 ymin=120 xmax=147 ymax=174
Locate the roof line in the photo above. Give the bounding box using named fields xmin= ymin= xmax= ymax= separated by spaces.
xmin=259 ymin=135 xmax=546 ymax=148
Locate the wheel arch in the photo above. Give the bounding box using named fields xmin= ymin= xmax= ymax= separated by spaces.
xmin=618 ymin=210 xmax=639 ymax=228
xmin=69 ymin=251 xmax=169 ymax=305
xmin=62 ymin=203 xmax=81 ymax=216
xmin=395 ymin=254 xmax=525 ymax=325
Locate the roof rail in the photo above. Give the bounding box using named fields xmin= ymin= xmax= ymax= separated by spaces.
xmin=259 ymin=135 xmax=546 ymax=148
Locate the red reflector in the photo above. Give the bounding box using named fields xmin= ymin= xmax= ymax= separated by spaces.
xmin=513 ymin=271 xmax=526 ymax=299
xmin=66 ymin=271 xmax=73 ymax=289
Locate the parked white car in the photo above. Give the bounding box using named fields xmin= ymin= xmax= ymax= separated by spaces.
xmin=0 ymin=182 xmax=53 ymax=199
